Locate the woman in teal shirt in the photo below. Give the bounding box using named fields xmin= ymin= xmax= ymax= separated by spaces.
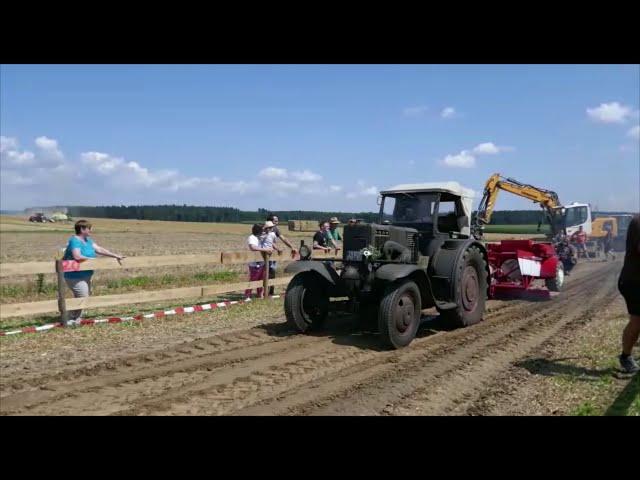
xmin=63 ymin=219 xmax=125 ymax=326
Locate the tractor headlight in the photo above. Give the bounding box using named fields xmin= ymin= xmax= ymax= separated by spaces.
xmin=299 ymin=244 xmax=311 ymax=260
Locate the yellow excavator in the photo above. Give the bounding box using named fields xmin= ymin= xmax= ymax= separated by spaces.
xmin=473 ymin=173 xmax=592 ymax=239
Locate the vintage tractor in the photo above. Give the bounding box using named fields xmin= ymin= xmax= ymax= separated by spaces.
xmin=284 ymin=182 xmax=490 ymax=349
xmin=284 ymin=182 xmax=567 ymax=349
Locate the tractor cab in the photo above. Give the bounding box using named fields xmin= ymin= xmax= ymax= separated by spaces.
xmin=377 ymin=182 xmax=475 ymax=256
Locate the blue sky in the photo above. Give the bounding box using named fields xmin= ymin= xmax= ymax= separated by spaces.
xmin=1 ymin=64 xmax=638 ymax=212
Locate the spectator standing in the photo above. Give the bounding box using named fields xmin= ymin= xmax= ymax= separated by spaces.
xmin=325 ymin=217 xmax=342 ymax=250
xmin=603 ymin=224 xmax=616 ymax=261
xmin=570 ymin=226 xmax=589 ymax=260
xmin=261 ymin=220 xmax=283 ymax=296
xmin=313 ymin=221 xmax=332 ymax=252
xmin=245 ymin=224 xmax=273 ymax=298
xmin=63 ymin=220 xmax=125 ymax=326
xmin=267 ymin=214 xmax=297 ymax=258
xmin=617 ymin=214 xmax=640 ymax=373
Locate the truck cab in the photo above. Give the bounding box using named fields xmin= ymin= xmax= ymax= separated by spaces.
xmin=552 ymin=202 xmax=592 ymax=236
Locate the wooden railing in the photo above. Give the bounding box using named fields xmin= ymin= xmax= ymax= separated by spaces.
xmin=0 ymin=249 xmax=341 ymax=320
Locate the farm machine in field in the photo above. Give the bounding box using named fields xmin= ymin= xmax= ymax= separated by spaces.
xmin=28 ymin=213 xmax=50 ymax=222
xmin=472 ymin=173 xmax=596 ymax=272
xmin=283 ymin=181 xmax=568 ymax=349
xmin=472 ymin=173 xmax=592 ymax=240
xmin=587 ymin=214 xmax=633 ymax=256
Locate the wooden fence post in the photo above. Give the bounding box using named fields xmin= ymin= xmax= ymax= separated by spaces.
xmin=262 ymin=252 xmax=270 ymax=298
xmin=55 ymin=260 xmax=68 ymax=326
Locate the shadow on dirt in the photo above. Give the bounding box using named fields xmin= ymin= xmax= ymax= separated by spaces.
xmin=256 ymin=311 xmax=455 ymax=352
xmin=604 ymin=372 xmax=639 ymax=416
xmin=515 ymin=357 xmax=617 ymax=381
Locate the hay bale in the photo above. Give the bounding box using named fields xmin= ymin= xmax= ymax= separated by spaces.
xmin=288 ymin=220 xmax=318 ymax=232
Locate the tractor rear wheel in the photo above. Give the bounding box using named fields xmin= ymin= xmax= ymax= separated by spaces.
xmin=378 ymin=279 xmax=421 ymax=349
xmin=439 ymin=246 xmax=487 ymax=328
xmin=284 ymin=273 xmax=329 ymax=333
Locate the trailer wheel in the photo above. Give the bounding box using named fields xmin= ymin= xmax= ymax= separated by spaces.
xmin=545 ymin=262 xmax=565 ymax=292
xmin=378 ymin=279 xmax=421 ymax=349
xmin=284 ymin=273 xmax=329 ymax=333
xmin=439 ymin=246 xmax=487 ymax=328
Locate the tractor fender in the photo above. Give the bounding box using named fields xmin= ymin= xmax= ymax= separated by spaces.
xmin=429 ymin=239 xmax=489 ymax=304
xmin=374 ymin=263 xmax=425 ymax=282
xmin=284 ymin=261 xmax=340 ymax=286
xmin=374 ymin=264 xmax=431 ymax=308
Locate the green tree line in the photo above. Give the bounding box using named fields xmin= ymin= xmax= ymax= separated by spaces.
xmin=66 ymin=205 xmax=381 ymax=224
xmin=64 ymin=205 xmax=631 ymax=225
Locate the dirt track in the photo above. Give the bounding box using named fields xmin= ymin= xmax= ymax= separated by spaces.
xmin=0 ymin=259 xmax=626 ymax=415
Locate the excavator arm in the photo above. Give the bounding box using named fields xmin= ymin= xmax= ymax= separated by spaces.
xmin=473 ymin=173 xmax=562 ymax=238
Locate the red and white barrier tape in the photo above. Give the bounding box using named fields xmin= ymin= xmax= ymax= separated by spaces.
xmin=0 ymin=295 xmax=281 ymax=337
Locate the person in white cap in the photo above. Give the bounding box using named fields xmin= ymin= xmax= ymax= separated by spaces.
xmin=266 ymin=214 xmax=297 ymax=257
xmin=261 ymin=220 xmax=283 ymax=296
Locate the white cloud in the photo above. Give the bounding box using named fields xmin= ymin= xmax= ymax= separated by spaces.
xmin=291 ymin=169 xmax=322 ymax=182
xmin=2 ymin=149 xmax=36 ymax=168
xmin=258 ymin=166 xmax=288 ymax=180
xmin=81 ymin=151 xmax=257 ymax=194
xmin=439 ymin=140 xmax=514 ymax=169
xmin=1 ymin=136 xmax=18 ymax=153
xmin=628 ymin=125 xmax=640 ymax=140
xmin=586 ymin=102 xmax=635 ymax=124
xmin=272 ymin=181 xmax=300 ymax=191
xmin=440 ymin=107 xmax=456 ymax=119
xmin=35 ymin=136 xmax=64 ymax=160
xmin=346 ymin=181 xmax=378 ymax=199
xmin=442 ymin=150 xmax=476 ymax=168
xmin=0 ymin=135 xmax=66 ymax=170
xmin=473 ymin=142 xmax=500 ymax=154
xmin=403 ymin=105 xmax=428 ymax=117
xmin=1 ymin=134 xmax=382 ymax=210
xmin=472 ymin=142 xmax=513 ymax=155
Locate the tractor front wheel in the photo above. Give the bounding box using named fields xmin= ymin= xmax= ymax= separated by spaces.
xmin=284 ymin=273 xmax=329 ymax=333
xmin=378 ymin=279 xmax=421 ymax=349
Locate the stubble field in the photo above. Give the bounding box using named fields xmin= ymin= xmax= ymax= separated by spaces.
xmin=1 ymin=215 xmax=636 ymax=416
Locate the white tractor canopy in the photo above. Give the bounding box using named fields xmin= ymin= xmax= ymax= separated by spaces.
xmin=380 ymin=181 xmax=476 ymax=222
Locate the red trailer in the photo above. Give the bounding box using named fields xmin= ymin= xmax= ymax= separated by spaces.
xmin=487 ymin=240 xmax=564 ymax=299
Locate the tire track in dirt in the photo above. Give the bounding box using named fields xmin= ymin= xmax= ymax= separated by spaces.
xmin=0 ymin=323 xmax=339 ymax=414
xmin=387 ymin=273 xmax=620 ymax=415
xmin=0 ymin=259 xmax=616 ymax=416
xmin=235 ymin=261 xmax=619 ymax=415
xmin=1 ymin=278 xmax=558 ymax=415
xmin=127 ymin=261 xmax=616 ymax=416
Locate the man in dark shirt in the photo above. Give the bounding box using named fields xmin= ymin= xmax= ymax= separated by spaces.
xmin=618 ymin=214 xmax=640 ymax=373
xmin=313 ymin=220 xmax=332 ymax=252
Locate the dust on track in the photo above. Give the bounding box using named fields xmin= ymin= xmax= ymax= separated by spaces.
xmin=0 ymin=259 xmax=624 ymax=416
